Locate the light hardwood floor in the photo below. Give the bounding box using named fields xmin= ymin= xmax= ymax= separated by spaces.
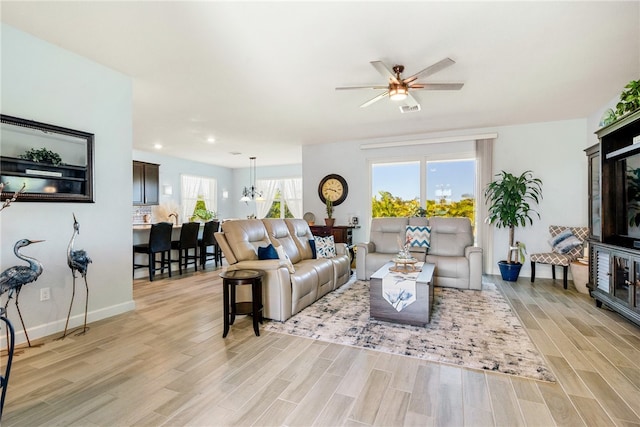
xmin=3 ymin=265 xmax=640 ymax=426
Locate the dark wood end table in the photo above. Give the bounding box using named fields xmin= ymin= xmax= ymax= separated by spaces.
xmin=220 ymin=269 xmax=265 ymax=338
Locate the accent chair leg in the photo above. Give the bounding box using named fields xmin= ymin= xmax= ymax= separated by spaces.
xmin=563 ymin=266 xmax=568 ymax=289
xmin=552 ymin=265 xmax=556 ymax=280
xmin=530 ymin=261 xmax=536 ymax=282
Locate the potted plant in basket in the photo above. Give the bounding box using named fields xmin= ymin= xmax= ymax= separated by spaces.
xmin=325 ymin=199 xmax=335 ymax=227
xmin=484 ymin=170 xmax=543 ymax=281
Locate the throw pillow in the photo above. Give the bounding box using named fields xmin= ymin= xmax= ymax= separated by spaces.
xmin=315 ymin=235 xmax=336 ymax=258
xmin=549 ymin=228 xmax=583 ymax=254
xmin=309 ymin=239 xmax=317 ymax=259
xmin=553 ymin=235 xmax=583 ymax=254
xmin=548 ymin=228 xmax=573 ymax=248
xmin=406 ymin=225 xmax=431 ymax=248
xmin=257 ymin=244 xmax=278 ymax=260
xmin=274 ymin=244 xmax=295 ymax=273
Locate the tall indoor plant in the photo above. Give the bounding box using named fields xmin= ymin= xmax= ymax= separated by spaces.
xmin=484 ymin=170 xmax=543 ymax=281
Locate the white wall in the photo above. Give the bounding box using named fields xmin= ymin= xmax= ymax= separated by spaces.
xmin=132 ymin=149 xmax=234 ymax=220
xmin=491 ymin=119 xmax=588 ymax=277
xmin=302 ymin=118 xmax=590 ymax=278
xmin=0 ymin=24 xmax=134 ymax=344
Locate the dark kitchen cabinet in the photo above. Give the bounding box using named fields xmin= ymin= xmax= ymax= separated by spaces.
xmin=133 ymin=161 xmax=159 ymax=205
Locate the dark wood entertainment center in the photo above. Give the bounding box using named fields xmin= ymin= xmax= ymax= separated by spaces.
xmin=589 ymin=109 xmax=640 ymax=325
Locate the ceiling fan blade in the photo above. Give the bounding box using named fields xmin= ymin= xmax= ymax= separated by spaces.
xmin=335 ymin=85 xmax=388 ymax=91
xmin=370 ymin=61 xmax=399 ymax=84
xmin=404 ymin=58 xmax=455 ymax=84
xmin=360 ymin=91 xmax=389 ymax=108
xmin=403 ymin=92 xmax=420 ymax=108
xmin=409 ymin=83 xmax=464 ymax=91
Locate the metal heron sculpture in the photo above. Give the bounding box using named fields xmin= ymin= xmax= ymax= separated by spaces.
xmin=0 ymin=239 xmax=44 ymax=347
xmin=61 ymin=214 xmax=92 ymax=338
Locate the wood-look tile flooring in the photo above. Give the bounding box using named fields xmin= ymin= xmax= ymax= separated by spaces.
xmin=3 ymin=266 xmax=640 ymax=426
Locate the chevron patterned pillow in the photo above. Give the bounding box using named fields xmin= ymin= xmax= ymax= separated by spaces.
xmin=406 ymin=225 xmax=431 ymax=248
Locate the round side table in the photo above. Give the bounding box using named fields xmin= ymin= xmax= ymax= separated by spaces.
xmin=220 ymin=269 xmax=265 ymax=338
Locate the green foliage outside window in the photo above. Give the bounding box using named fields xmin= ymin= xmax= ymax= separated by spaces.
xmin=265 ymin=190 xmax=293 ymax=218
xmin=371 ymin=190 xmax=475 ymax=225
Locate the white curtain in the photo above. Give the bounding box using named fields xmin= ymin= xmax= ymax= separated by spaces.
xmin=181 ymin=175 xmax=201 ymax=220
xmin=282 ymin=178 xmax=303 ymax=218
xmin=256 ymin=179 xmax=279 ymax=219
xmin=181 ymin=175 xmax=216 ymax=221
xmin=475 ymin=138 xmax=494 ymax=273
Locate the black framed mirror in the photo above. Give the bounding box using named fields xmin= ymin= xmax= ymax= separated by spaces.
xmin=0 ymin=114 xmax=94 ymax=203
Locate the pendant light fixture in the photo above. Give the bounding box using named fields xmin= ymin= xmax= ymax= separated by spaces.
xmin=240 ymin=156 xmax=264 ymax=202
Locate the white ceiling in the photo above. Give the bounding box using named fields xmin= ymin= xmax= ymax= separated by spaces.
xmin=1 ymin=1 xmax=639 ymax=168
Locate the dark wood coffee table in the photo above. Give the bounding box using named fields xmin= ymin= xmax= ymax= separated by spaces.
xmin=369 ymin=262 xmax=435 ymax=326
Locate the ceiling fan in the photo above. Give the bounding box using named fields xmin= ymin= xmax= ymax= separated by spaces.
xmin=336 ymin=58 xmax=464 ymax=110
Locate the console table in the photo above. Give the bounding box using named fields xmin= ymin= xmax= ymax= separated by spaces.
xmin=309 ymin=225 xmax=356 ymax=245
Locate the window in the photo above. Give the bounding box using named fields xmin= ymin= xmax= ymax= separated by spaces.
xmin=371 ymin=158 xmax=476 ymax=225
xmin=256 ymin=178 xmax=302 ymax=219
xmin=180 ymin=174 xmax=217 ymax=221
xmin=371 ymin=161 xmax=420 ymax=217
xmin=426 ymin=159 xmax=476 ymax=225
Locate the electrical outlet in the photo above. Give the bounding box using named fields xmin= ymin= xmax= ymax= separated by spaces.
xmin=40 ymin=287 xmax=50 ymax=301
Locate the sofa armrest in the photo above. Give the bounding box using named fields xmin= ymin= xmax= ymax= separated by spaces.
xmin=215 ymin=231 xmax=237 ymax=265
xmin=465 ymin=246 xmax=483 ymax=290
xmin=227 ymin=259 xmax=293 ymax=321
xmin=356 ymin=242 xmax=375 ymax=254
xmin=355 ymin=242 xmax=375 ymax=280
xmin=227 ymin=259 xmax=290 ymax=272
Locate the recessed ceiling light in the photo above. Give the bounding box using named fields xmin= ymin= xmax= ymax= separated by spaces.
xmin=154 ymin=143 xmax=163 ymax=149
xmin=207 ymin=137 xmax=215 ymax=143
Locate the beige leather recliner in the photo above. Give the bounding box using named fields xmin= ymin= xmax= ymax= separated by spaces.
xmin=356 ymin=217 xmax=483 ymax=290
xmin=215 ymin=218 xmax=351 ymax=321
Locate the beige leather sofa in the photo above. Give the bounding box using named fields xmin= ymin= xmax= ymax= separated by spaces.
xmin=356 ymin=217 xmax=483 ymax=290
xmin=215 ymin=218 xmax=351 ymax=321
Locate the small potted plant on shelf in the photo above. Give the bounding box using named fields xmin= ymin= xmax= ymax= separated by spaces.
xmin=18 ymin=147 xmax=62 ymax=165
xmin=615 ymin=79 xmax=640 ymax=118
xmin=325 ymin=199 xmax=335 ymax=227
xmin=484 ymin=170 xmax=543 ymax=281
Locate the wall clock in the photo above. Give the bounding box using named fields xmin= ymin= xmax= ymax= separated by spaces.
xmin=318 ymin=174 xmax=348 ymax=206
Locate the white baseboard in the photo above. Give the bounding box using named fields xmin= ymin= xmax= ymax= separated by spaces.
xmin=0 ymin=300 xmax=136 ymax=347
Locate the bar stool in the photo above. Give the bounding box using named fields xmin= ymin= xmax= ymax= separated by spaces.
xmin=199 ymin=220 xmax=220 ymax=268
xmin=133 ymin=222 xmax=172 ymax=281
xmin=171 ymin=222 xmax=200 ymax=274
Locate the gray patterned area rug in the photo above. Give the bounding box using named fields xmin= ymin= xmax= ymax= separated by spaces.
xmin=265 ymin=279 xmax=555 ymax=382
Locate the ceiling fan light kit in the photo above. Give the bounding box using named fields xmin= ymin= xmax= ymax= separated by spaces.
xmin=336 ymin=58 xmax=464 ymax=110
xmin=389 ymin=83 xmax=408 ymax=101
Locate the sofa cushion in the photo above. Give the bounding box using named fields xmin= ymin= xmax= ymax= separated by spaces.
xmin=263 ymin=218 xmax=303 ymax=264
xmin=284 ymin=218 xmax=315 ymax=260
xmin=406 ymin=225 xmax=431 ymax=248
xmin=221 ymin=219 xmax=272 ymax=262
xmin=427 ymin=217 xmax=473 ymax=257
xmin=315 ymin=235 xmax=336 ymax=258
xmin=370 ymin=217 xmax=410 ymax=254
xmin=258 ymin=244 xmax=279 ymax=260
xmin=274 ymin=244 xmax=295 ymax=273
